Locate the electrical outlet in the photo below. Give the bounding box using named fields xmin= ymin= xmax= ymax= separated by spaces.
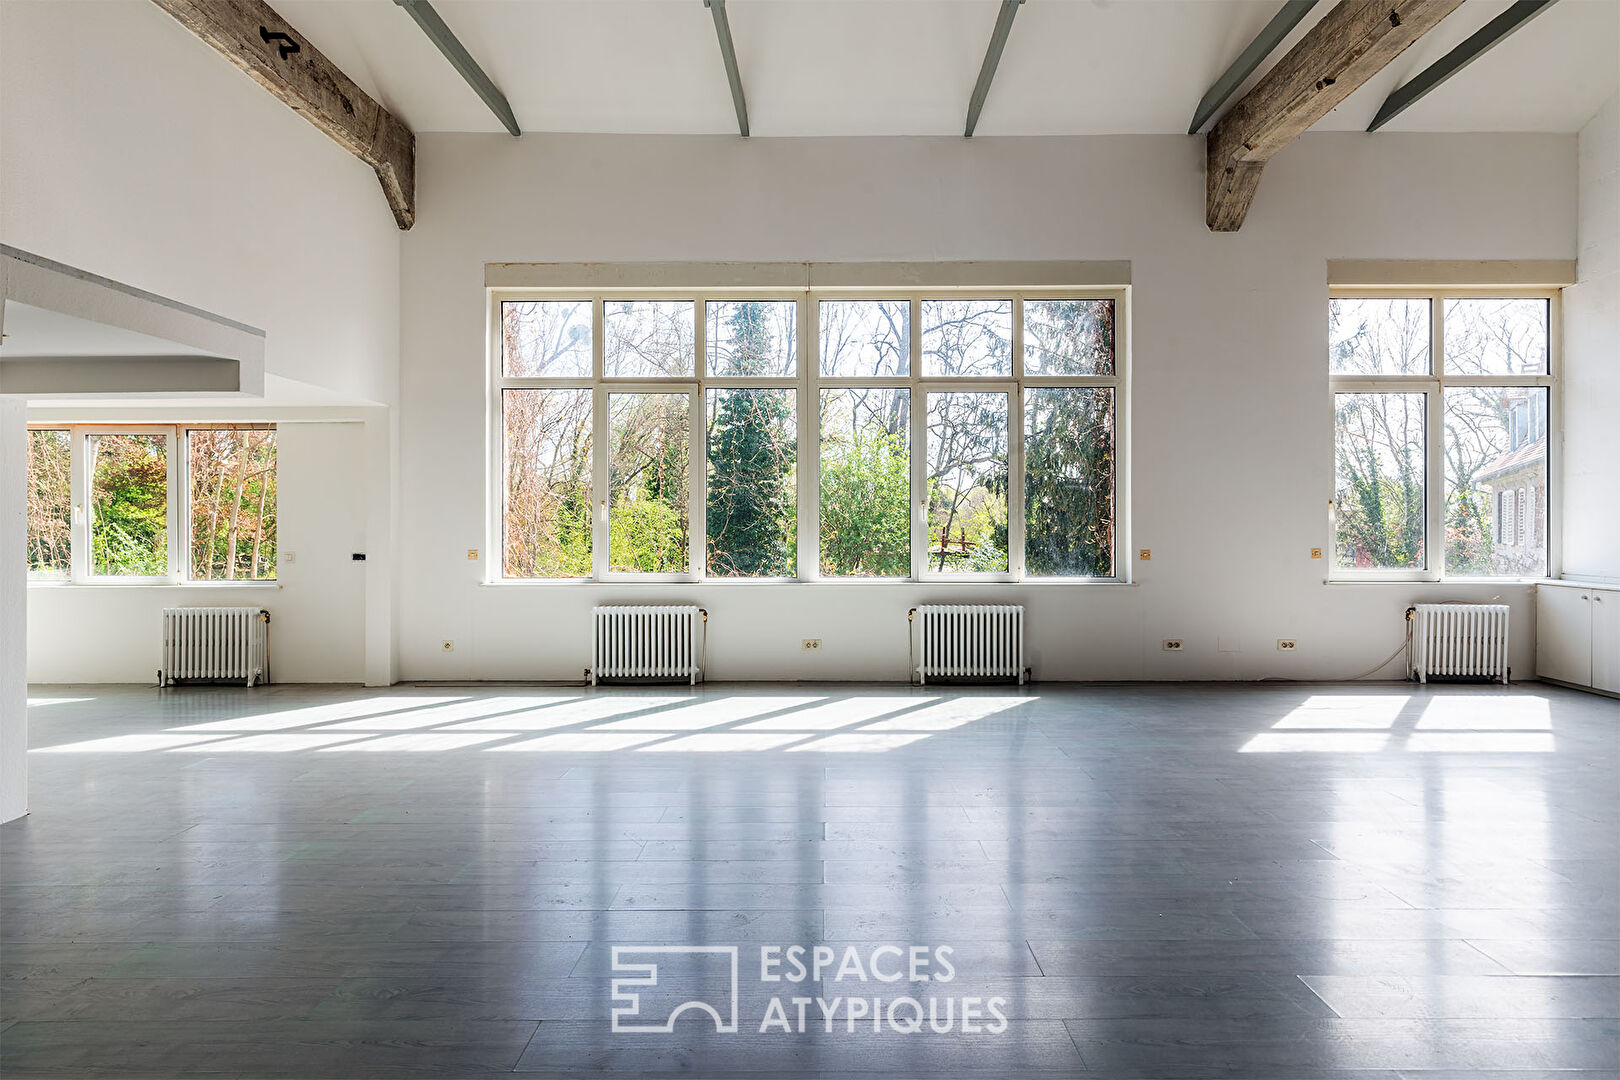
xmin=467 ymin=549 xmax=479 ymax=561
xmin=282 ymin=551 xmax=296 ymax=564
xmin=441 ymin=639 xmax=455 ymax=653
xmin=1139 ymin=548 xmax=1152 ymax=561
xmin=1277 ymin=639 xmax=1298 ymax=651
xmin=802 ymin=639 xmax=822 ymax=651
xmin=1310 ymin=548 xmax=1323 ymax=560
xmin=1162 ymin=639 xmax=1183 ymax=651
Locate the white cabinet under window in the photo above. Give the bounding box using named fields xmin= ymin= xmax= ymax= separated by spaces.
xmin=1536 ymin=581 xmax=1620 ymax=695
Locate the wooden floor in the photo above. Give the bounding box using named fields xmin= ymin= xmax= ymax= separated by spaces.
xmin=2 ymin=682 xmax=1616 ymax=1078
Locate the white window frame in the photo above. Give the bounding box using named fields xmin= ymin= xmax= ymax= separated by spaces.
xmin=1328 ymin=287 xmax=1560 ymax=583
xmin=26 ymin=423 xmax=278 ymax=586
xmin=489 ymin=281 xmax=1130 ymax=585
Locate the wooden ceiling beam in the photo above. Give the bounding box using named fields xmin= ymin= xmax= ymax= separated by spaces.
xmin=152 ymin=0 xmax=417 ymax=230
xmin=1205 ymin=0 xmax=1464 ymax=232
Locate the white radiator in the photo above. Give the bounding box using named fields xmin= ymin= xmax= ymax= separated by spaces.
xmin=160 ymin=607 xmax=269 ymax=687
xmin=1410 ymin=603 xmax=1510 ymax=684
xmin=592 ymin=605 xmax=704 ymax=685
xmin=915 ymin=604 xmax=1025 ymax=685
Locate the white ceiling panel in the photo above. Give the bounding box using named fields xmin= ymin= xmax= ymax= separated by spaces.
xmin=271 ymin=0 xmax=1619 ymax=137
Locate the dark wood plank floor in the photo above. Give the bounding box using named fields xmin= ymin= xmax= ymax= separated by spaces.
xmin=2 ymin=682 xmax=1616 ymax=1078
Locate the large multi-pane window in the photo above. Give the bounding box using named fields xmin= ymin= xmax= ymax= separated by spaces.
xmin=1330 ymin=292 xmax=1554 ymax=579
xmin=494 ymin=286 xmax=1125 ymax=582
xmin=25 ymin=425 xmax=276 ymax=583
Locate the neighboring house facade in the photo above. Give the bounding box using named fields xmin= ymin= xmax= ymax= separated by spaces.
xmin=1475 ymin=393 xmax=1548 ymax=576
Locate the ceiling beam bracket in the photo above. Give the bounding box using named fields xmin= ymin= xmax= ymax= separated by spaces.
xmin=151 ymin=0 xmax=416 ymax=229
xmin=1205 ymin=0 xmax=1465 ymax=232
xmin=394 ymin=0 xmax=520 ymax=137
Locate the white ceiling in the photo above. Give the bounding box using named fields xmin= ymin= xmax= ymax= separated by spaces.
xmin=273 ymin=0 xmax=1619 ymax=137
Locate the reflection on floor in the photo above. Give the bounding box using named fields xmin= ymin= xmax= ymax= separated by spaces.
xmin=3 ymin=682 xmax=1616 ymax=1077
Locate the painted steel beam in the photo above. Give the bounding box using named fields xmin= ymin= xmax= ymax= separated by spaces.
xmin=965 ymin=0 xmax=1026 ymax=137
xmin=394 ymin=0 xmax=520 ymax=136
xmin=1366 ymin=0 xmax=1559 ymax=132
xmin=704 ymin=0 xmax=750 ymax=137
xmin=1188 ymin=1 xmax=1320 ymax=134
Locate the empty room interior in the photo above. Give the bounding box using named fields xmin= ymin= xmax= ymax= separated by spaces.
xmin=2 ymin=0 xmax=1618 ymax=1076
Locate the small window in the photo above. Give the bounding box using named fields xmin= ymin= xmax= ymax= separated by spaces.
xmin=926 ymin=391 xmax=1009 ymax=574
xmin=608 ymin=392 xmax=690 ymax=573
xmin=502 ymin=389 xmax=593 ymax=578
xmin=706 ymin=301 xmax=796 ymax=377
xmin=187 ymin=428 xmax=277 ymax=581
xmin=818 ymin=388 xmax=910 ymax=578
xmin=502 ymin=300 xmax=593 ymax=378
xmin=1330 ymin=298 xmax=1430 ymax=376
xmin=1024 ymin=387 xmax=1114 ymax=577
xmin=1334 ymin=392 xmax=1426 ymax=571
xmin=921 ymin=300 xmax=1012 ymax=377
xmin=1023 ymin=300 xmax=1115 ymax=376
xmin=1444 ymin=387 xmax=1546 ymax=577
xmin=26 ymin=429 xmax=71 ymax=580
xmin=1443 ymin=298 xmax=1548 ymax=376
xmin=819 ymin=300 xmax=908 ymax=377
xmin=89 ymin=433 xmax=169 ymax=578
xmin=604 ymin=301 xmax=695 ymax=378
xmin=705 ymin=388 xmax=796 ymax=577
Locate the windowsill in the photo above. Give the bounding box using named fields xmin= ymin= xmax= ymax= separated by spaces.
xmin=28 ymin=581 xmax=282 ymax=589
xmin=478 ymin=578 xmax=1137 ymax=587
xmin=1322 ymin=577 xmax=1542 ymax=587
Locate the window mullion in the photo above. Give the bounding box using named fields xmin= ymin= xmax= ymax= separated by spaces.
xmin=171 ymin=427 xmax=185 ymax=582
xmin=69 ymin=429 xmax=87 ymax=584
xmin=1009 ymin=300 xmax=1026 ymax=580
xmin=798 ymin=294 xmax=817 ymax=581
xmin=909 ymin=300 xmax=925 ymax=581
xmin=591 ymin=300 xmax=609 ymax=581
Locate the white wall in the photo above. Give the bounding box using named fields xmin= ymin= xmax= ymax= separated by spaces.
xmin=1 ymin=400 xmax=27 ymax=820
xmin=2 ymin=1 xmax=402 ymax=690
xmin=25 ymin=422 xmax=368 ymax=684
xmin=397 ymin=131 xmax=1575 ymax=683
xmin=1562 ymin=94 xmax=1620 ymax=583
xmin=0 ymin=0 xmax=401 ymax=406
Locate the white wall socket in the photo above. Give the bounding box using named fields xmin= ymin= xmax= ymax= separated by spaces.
xmin=441 ymin=639 xmax=454 ymax=653
xmin=1277 ymin=639 xmax=1298 ymax=651
xmin=1162 ymin=639 xmax=1184 ymax=651
xmin=802 ymin=639 xmax=822 ymax=651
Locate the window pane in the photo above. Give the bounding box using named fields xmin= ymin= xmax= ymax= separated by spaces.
xmin=706 ymin=389 xmax=796 ymax=577
xmin=609 ymin=393 xmax=689 ymax=573
xmin=188 ymin=429 xmax=277 ymax=581
xmin=26 ymin=429 xmax=71 ymax=580
xmin=819 ymin=388 xmax=910 ymax=578
xmin=707 ymin=301 xmax=795 ymax=377
xmin=89 ymin=433 xmax=168 ymax=577
xmin=503 ymin=389 xmax=592 ymax=578
xmin=1330 ymin=298 xmax=1430 ymax=375
xmin=502 ymin=300 xmax=592 ymax=378
xmin=926 ymin=392 xmax=1008 ymax=573
xmin=1445 ymin=387 xmax=1547 ymax=577
xmin=819 ymin=300 xmax=908 ymax=377
xmin=1334 ymin=393 xmax=1426 ymax=570
xmin=921 ymin=299 xmax=1012 ymax=376
xmin=1443 ymin=298 xmax=1549 ymax=376
xmin=604 ymin=301 xmax=695 ymax=377
xmin=1024 ymin=300 xmax=1115 ymax=376
xmin=1025 ymin=388 xmax=1114 ymax=576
